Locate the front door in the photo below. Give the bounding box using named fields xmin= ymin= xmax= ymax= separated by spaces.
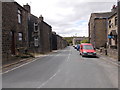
xmin=11 ymin=31 xmax=15 ymax=55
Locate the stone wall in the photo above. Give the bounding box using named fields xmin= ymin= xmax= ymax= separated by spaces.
xmin=95 ymin=19 xmax=107 ymax=48
xmin=52 ymin=33 xmax=57 ymax=50
xmin=97 ymin=47 xmax=118 ymax=60
xmin=39 ymin=21 xmax=52 ymax=54
xmin=56 ymin=35 xmax=68 ymax=50
xmin=52 ymin=33 xmax=68 ymax=50
xmin=57 ymin=35 xmax=62 ymax=50
xmin=107 ymin=48 xmax=118 ymax=59
xmin=89 ymin=18 xmax=107 ymax=49
xmin=0 ymin=2 xmax=2 ymax=67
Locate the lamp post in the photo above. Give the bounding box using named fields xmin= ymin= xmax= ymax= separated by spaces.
xmin=117 ymin=0 xmax=120 ymax=61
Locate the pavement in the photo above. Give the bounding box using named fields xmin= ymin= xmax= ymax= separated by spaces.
xmin=0 ymin=50 xmax=61 ymax=74
xmin=2 ymin=46 xmax=118 ymax=88
xmin=96 ymin=52 xmax=119 ymax=67
xmin=0 ymin=56 xmax=41 ymax=74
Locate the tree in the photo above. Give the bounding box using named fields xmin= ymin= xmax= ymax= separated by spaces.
xmin=81 ymin=39 xmax=89 ymax=43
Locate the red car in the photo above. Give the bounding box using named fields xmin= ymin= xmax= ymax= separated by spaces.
xmin=80 ymin=43 xmax=96 ymax=57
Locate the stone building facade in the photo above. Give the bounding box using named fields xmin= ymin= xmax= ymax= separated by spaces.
xmin=2 ymin=2 xmax=68 ymax=63
xmin=88 ymin=12 xmax=113 ymax=49
xmin=2 ymin=2 xmax=28 ymax=63
xmin=73 ymin=37 xmax=88 ymax=45
xmin=106 ymin=6 xmax=118 ymax=59
xmin=89 ymin=5 xmax=118 ymax=59
xmin=52 ymin=32 xmax=57 ymax=50
xmin=57 ymin=35 xmax=63 ymax=50
xmin=28 ymin=14 xmax=40 ymax=53
xmin=0 ymin=2 xmax=2 ymax=66
xmin=25 ymin=4 xmax=52 ymax=54
xmin=39 ymin=17 xmax=52 ymax=53
xmin=108 ymin=12 xmax=118 ymax=49
xmin=52 ymin=32 xmax=68 ymax=50
xmin=61 ymin=39 xmax=68 ymax=49
xmin=56 ymin=35 xmax=67 ymax=50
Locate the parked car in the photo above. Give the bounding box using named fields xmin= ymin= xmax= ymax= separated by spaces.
xmin=80 ymin=43 xmax=96 ymax=57
xmin=74 ymin=45 xmax=77 ymax=49
xmin=73 ymin=45 xmax=75 ymax=47
xmin=76 ymin=44 xmax=80 ymax=51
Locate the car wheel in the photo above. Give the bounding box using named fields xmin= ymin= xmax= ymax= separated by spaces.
xmin=80 ymin=53 xmax=81 ymax=55
xmin=82 ymin=53 xmax=84 ymax=57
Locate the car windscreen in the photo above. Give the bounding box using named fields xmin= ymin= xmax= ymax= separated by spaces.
xmin=83 ymin=45 xmax=93 ymax=50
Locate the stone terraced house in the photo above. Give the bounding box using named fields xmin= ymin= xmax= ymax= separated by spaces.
xmin=2 ymin=2 xmax=28 ymax=63
xmin=2 ymin=2 xmax=68 ymax=63
xmin=26 ymin=3 xmax=52 ymax=54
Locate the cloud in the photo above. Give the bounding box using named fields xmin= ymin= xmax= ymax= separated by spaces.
xmin=15 ymin=0 xmax=117 ymax=37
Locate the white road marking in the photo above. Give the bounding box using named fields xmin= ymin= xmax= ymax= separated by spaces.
xmin=38 ymin=48 xmax=71 ymax=88
xmin=2 ymin=48 xmax=70 ymax=88
xmin=67 ymin=53 xmax=71 ymax=62
xmin=38 ymin=69 xmax=61 ymax=88
xmin=1 ymin=58 xmax=40 ymax=74
xmin=66 ymin=48 xmax=71 ymax=62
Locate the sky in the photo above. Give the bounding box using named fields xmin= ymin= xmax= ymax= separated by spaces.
xmin=15 ymin=0 xmax=117 ymax=37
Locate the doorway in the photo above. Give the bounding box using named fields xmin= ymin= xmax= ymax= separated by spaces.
xmin=11 ymin=31 xmax=15 ymax=55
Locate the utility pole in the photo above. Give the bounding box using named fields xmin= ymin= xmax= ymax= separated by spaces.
xmin=117 ymin=0 xmax=120 ymax=61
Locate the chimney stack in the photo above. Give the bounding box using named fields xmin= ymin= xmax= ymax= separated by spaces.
xmin=111 ymin=5 xmax=117 ymax=12
xmin=23 ymin=3 xmax=31 ymax=13
xmin=38 ymin=15 xmax=44 ymax=22
xmin=39 ymin=15 xmax=44 ymax=21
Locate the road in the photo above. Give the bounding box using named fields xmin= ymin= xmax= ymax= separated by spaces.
xmin=2 ymin=46 xmax=118 ymax=88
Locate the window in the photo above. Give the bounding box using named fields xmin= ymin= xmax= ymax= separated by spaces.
xmin=83 ymin=45 xmax=94 ymax=50
xmin=34 ymin=37 xmax=39 ymax=47
xmin=109 ymin=20 xmax=111 ymax=28
xmin=18 ymin=32 xmax=23 ymax=41
xmin=115 ymin=17 xmax=117 ymax=26
xmin=18 ymin=9 xmax=22 ymax=24
xmin=34 ymin=23 xmax=38 ymax=32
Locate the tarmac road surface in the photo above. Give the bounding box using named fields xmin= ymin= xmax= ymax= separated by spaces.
xmin=2 ymin=46 xmax=118 ymax=88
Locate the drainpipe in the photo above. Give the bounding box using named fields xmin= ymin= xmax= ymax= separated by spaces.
xmin=93 ymin=18 xmax=96 ymax=49
xmin=105 ymin=17 xmax=108 ymax=55
xmin=117 ymin=0 xmax=120 ymax=61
